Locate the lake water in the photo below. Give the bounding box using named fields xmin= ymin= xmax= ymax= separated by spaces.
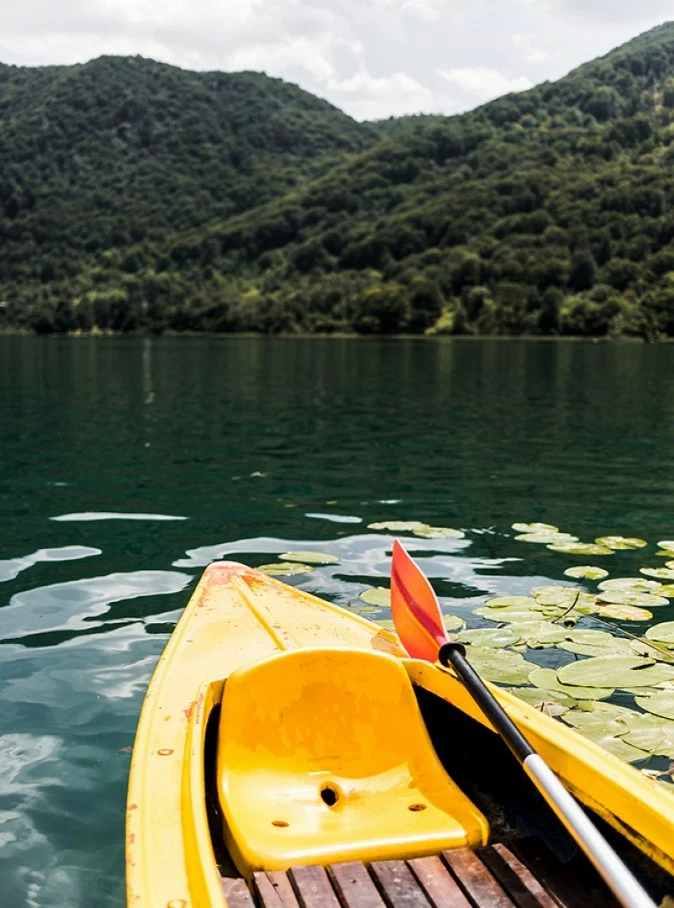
xmin=1 ymin=335 xmax=674 ymax=906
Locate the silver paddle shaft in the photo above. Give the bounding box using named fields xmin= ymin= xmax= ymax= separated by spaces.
xmin=524 ymin=755 xmax=656 ymax=908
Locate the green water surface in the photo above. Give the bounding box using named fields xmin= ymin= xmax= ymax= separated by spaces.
xmin=1 ymin=336 xmax=674 ymax=906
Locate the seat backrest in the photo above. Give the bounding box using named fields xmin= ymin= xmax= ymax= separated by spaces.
xmin=218 ymin=647 xmax=434 ymax=778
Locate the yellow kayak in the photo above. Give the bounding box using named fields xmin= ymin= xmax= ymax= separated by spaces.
xmin=126 ymin=562 xmax=674 ymax=907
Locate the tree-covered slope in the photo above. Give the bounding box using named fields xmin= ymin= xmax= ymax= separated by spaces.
xmin=3 ymin=23 xmax=674 ymax=337
xmin=0 ymin=55 xmax=378 ymax=280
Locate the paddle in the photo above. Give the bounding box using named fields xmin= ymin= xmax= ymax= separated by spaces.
xmin=390 ymin=539 xmax=657 ymax=908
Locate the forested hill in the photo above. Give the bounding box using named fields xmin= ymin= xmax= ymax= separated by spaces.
xmin=3 ymin=23 xmax=674 ymax=337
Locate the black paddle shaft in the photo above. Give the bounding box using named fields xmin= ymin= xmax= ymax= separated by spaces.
xmin=438 ymin=641 xmax=535 ymax=765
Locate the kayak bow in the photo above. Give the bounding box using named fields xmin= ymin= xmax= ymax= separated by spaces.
xmin=126 ymin=561 xmax=674 ymax=907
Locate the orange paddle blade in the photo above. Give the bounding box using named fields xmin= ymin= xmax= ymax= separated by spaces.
xmin=390 ymin=539 xmax=448 ymax=661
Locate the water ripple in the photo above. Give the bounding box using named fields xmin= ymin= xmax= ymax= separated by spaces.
xmin=50 ymin=512 xmax=187 ymax=522
xmin=0 ymin=571 xmax=192 ymax=641
xmin=0 ymin=547 xmax=101 ymax=583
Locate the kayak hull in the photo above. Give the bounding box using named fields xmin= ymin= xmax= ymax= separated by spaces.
xmin=126 ymin=561 xmax=674 ymax=907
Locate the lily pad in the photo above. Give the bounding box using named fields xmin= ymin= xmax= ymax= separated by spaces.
xmin=475 ymin=605 xmax=549 ymax=623
xmin=547 ymin=543 xmax=614 ymax=556
xmin=595 ymin=536 xmax=647 ymax=550
xmin=360 ymin=587 xmax=391 ymax=608
xmin=558 ymin=637 xmax=640 ymax=659
xmin=658 ymin=585 xmax=674 ymax=598
xmin=280 ymin=551 xmax=340 ymax=565
xmin=532 ymin=585 xmax=570 ymax=596
xmin=619 ymin=712 xmax=674 ymax=758
xmin=532 ymin=587 xmax=580 ymax=607
xmin=595 ymin=604 xmax=653 ymax=622
xmin=505 ymin=687 xmax=574 ymax=715
xmin=443 ymin=614 xmax=467 ymax=632
xmin=597 ymin=591 xmax=669 ymax=607
xmin=368 ymin=520 xmax=427 ymax=532
xmin=349 ymin=603 xmax=383 ymax=614
xmin=484 ymin=596 xmax=538 ymax=609
xmin=564 ymin=725 xmax=649 ymax=762
xmin=529 ymin=667 xmax=614 ymax=701
xmin=559 ymin=655 xmax=674 ymax=689
xmin=564 ymin=566 xmax=609 ymax=580
xmin=512 ymin=522 xmax=559 ymax=534
xmin=515 ymin=621 xmax=568 ymax=648
xmin=457 ymin=627 xmax=523 ymax=648
xmin=645 ymin=622 xmax=674 ymax=645
xmin=413 ymin=525 xmax=465 ymax=539
xmin=462 ymin=647 xmax=534 ymax=685
xmin=564 ymin=701 xmax=640 ymax=724
xmin=657 ymin=541 xmax=674 ymax=553
xmin=563 ymin=629 xmax=620 ymax=645
xmin=636 ymin=692 xmax=674 ymax=721
xmin=367 ymin=520 xmax=464 ymax=539
xmin=515 ymin=533 xmax=578 ymax=544
xmin=622 ymin=727 xmax=674 ymax=759
xmin=640 ymin=567 xmax=674 ymax=581
xmin=599 ymin=578 xmax=663 ymax=593
xmin=258 ymin=562 xmax=316 ymax=576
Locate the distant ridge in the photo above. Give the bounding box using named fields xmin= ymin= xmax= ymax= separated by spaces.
xmin=2 ymin=23 xmax=674 ymax=337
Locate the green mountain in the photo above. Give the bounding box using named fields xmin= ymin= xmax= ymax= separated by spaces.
xmin=3 ymin=23 xmax=674 ymax=336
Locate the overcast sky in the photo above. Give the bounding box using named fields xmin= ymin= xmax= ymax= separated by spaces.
xmin=0 ymin=0 xmax=671 ymax=120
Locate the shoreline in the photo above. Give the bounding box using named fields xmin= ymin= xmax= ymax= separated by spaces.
xmin=0 ymin=329 xmax=665 ymax=343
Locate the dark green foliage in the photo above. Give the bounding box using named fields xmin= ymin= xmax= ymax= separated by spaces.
xmin=569 ymin=252 xmax=598 ymax=292
xmin=4 ymin=23 xmax=674 ymax=336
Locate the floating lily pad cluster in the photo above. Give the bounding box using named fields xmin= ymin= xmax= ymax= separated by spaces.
xmin=368 ymin=520 xmax=464 ymax=539
xmin=457 ymin=573 xmax=674 ymax=768
xmin=258 ymin=550 xmax=340 ymax=575
xmin=511 ymin=522 xmax=651 ymax=556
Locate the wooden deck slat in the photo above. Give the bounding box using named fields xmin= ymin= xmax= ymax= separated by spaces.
xmin=238 ymin=841 xmax=620 ymax=907
xmin=407 ymin=855 xmax=473 ymax=908
xmin=221 ymin=876 xmax=256 ymax=907
xmin=478 ymin=845 xmax=559 ymax=908
xmin=327 ymin=861 xmax=388 ymax=908
xmin=370 ymin=860 xmax=434 ymax=908
xmin=289 ymin=864 xmax=342 ymax=908
xmin=442 ymin=847 xmax=516 ymax=907
xmin=254 ymin=871 xmax=301 ymax=907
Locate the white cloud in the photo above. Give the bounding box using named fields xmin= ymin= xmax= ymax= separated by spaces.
xmin=437 ymin=66 xmax=533 ymax=102
xmin=513 ymin=31 xmax=548 ymax=63
xmin=227 ymin=36 xmax=338 ymax=84
xmin=0 ymin=0 xmax=670 ymax=120
xmin=549 ymin=0 xmax=672 ymax=23
xmin=330 ymin=68 xmax=441 ymax=119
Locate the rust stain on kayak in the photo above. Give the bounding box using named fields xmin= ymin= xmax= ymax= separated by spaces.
xmin=193 ymin=691 xmax=205 ymax=725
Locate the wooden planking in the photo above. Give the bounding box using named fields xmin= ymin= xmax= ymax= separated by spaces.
xmin=443 ymin=847 xmax=516 ymax=907
xmin=370 ymin=860 xmax=433 ymax=908
xmin=289 ymin=864 xmax=342 ymax=908
xmin=221 ymin=876 xmax=256 ymax=907
xmin=407 ymin=855 xmax=473 ymax=908
xmin=479 ymin=845 xmax=560 ymax=908
xmin=328 ymin=861 xmax=388 ymax=908
xmin=241 ymin=842 xmax=609 ymax=908
xmin=254 ymin=871 xmax=301 ymax=907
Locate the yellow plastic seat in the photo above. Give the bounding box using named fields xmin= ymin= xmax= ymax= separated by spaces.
xmin=216 ymin=647 xmax=489 ymax=874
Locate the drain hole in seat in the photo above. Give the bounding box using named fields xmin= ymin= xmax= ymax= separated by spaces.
xmin=320 ymin=785 xmax=339 ymax=807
